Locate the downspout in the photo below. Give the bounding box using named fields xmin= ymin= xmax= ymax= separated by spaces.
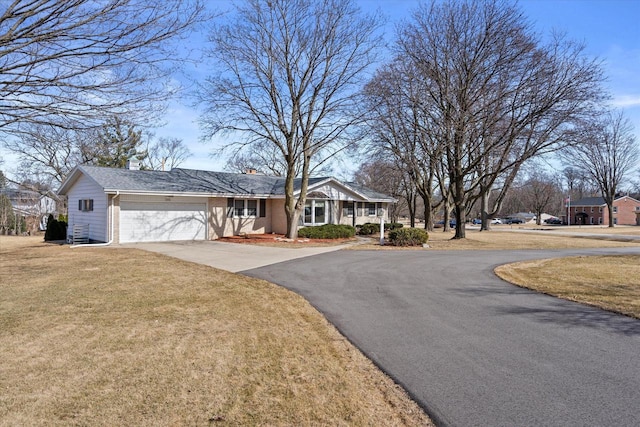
xmin=71 ymin=191 xmax=119 ymax=248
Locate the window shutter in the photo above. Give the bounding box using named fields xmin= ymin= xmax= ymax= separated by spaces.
xmin=89 ymin=199 xmax=93 ymax=211
xmin=357 ymin=202 xmax=363 ymax=217
xmin=227 ymin=198 xmax=234 ymax=217
xmin=259 ymin=199 xmax=266 ymax=217
xmin=78 ymin=200 xmax=82 ymax=211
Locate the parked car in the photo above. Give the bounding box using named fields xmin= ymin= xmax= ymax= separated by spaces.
xmin=544 ymin=217 xmax=562 ymax=225
xmin=434 ymin=219 xmax=456 ymax=228
xmin=472 ymin=218 xmax=482 ymax=225
xmin=505 ymin=217 xmax=524 ymax=224
xmin=490 ymin=218 xmax=502 ymax=224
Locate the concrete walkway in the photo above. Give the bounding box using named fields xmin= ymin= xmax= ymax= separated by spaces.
xmin=125 ymin=240 xmax=357 ymax=272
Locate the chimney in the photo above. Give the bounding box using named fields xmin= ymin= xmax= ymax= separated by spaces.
xmin=245 ymin=168 xmax=257 ymax=174
xmin=126 ymin=159 xmax=140 ymax=170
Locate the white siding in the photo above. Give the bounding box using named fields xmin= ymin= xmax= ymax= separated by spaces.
xmin=307 ymin=182 xmax=363 ymax=201
xmin=66 ymin=174 xmax=108 ymax=242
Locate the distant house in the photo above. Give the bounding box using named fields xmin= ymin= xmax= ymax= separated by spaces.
xmin=57 ymin=164 xmax=396 ymax=244
xmin=0 ymin=188 xmax=57 ymax=233
xmin=562 ymin=196 xmax=640 ymax=226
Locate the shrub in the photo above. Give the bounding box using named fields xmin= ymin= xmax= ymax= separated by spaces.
xmin=298 ymin=224 xmax=356 ymax=239
xmin=357 ymin=222 xmax=403 ymax=235
xmin=358 ymin=222 xmax=379 ymax=235
xmin=386 ymin=222 xmax=403 ymax=231
xmin=388 ymin=227 xmax=429 ymax=246
xmin=44 ymin=214 xmax=68 ymax=241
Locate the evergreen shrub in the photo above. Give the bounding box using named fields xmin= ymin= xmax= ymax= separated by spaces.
xmin=298 ymin=224 xmax=356 ymax=239
xmin=388 ymin=227 xmax=429 ymax=246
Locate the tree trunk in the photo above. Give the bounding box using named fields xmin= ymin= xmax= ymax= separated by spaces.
xmin=607 ymin=202 xmax=615 ymax=227
xmin=480 ymin=190 xmax=491 ymax=231
xmin=284 ymin=170 xmax=298 ymax=238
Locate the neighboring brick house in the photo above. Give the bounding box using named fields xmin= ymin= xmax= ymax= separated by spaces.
xmin=562 ymin=196 xmax=640 ymax=226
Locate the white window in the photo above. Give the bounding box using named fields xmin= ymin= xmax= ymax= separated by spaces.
xmin=233 ymin=199 xmax=260 ymax=217
xmin=613 ymin=206 xmax=618 ymax=214
xmin=304 ymin=200 xmax=328 ymax=225
xmin=343 ymin=201 xmax=354 ymax=217
xmin=367 ymin=202 xmax=377 ymax=216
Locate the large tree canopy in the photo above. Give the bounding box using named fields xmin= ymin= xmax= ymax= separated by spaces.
xmin=0 ymin=0 xmax=204 ymax=137
xmin=200 ymin=0 xmax=382 ymax=238
xmin=371 ymin=0 xmax=606 ymax=238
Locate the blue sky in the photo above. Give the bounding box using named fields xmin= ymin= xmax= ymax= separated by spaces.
xmin=2 ymin=0 xmax=638 ymax=178
xmin=165 ymin=0 xmax=640 ymax=173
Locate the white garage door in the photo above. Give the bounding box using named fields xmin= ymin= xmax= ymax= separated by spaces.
xmin=120 ymin=201 xmax=206 ymax=243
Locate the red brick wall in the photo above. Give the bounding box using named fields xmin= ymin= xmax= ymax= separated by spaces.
xmin=566 ymin=197 xmax=640 ymax=225
xmin=614 ymin=197 xmax=640 ymax=225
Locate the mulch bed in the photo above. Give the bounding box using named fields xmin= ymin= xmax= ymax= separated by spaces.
xmin=218 ymin=233 xmax=357 ymax=246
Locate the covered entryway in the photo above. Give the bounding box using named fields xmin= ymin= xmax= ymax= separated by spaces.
xmin=119 ymin=200 xmax=206 ymax=243
xmin=575 ymin=212 xmax=588 ymax=225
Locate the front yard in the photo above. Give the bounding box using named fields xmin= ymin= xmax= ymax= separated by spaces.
xmin=0 ymin=236 xmax=431 ymax=426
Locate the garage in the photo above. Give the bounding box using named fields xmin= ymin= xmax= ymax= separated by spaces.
xmin=119 ymin=200 xmax=207 ymax=243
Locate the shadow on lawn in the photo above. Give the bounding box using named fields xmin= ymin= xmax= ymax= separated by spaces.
xmin=495 ymin=300 xmax=640 ymax=336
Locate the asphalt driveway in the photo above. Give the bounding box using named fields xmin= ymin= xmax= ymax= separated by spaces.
xmin=243 ymin=247 xmax=640 ymax=427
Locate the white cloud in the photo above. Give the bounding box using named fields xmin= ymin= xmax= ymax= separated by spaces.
xmin=611 ymin=95 xmax=640 ymax=108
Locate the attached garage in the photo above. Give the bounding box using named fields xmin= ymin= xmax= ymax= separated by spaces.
xmin=119 ymin=200 xmax=207 ymax=243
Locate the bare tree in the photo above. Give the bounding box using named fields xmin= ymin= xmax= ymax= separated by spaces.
xmin=0 ymin=0 xmax=204 ymax=137
xmin=521 ymin=171 xmax=563 ymax=225
xmin=561 ymin=110 xmax=639 ymax=227
xmin=353 ymin=159 xmax=410 ymax=224
xmin=4 ymin=124 xmax=87 ymax=186
xmin=394 ymin=0 xmax=605 ymax=238
xmin=363 ymin=59 xmax=442 ymax=230
xmin=144 ymin=136 xmax=191 ymax=171
xmin=200 ymin=0 xmax=382 ymax=238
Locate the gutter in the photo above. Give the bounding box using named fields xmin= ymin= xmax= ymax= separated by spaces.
xmin=71 ymin=191 xmax=119 ymax=248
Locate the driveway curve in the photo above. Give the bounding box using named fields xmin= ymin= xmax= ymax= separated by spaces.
xmin=244 ymin=247 xmax=640 ymax=427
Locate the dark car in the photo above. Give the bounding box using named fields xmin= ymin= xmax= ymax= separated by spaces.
xmin=545 ymin=217 xmax=562 ymax=225
xmin=472 ymin=218 xmax=482 ymax=225
xmin=505 ymin=217 xmax=524 ymax=224
xmin=435 ymin=219 xmax=456 ymax=228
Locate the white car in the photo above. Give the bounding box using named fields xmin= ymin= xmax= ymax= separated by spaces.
xmin=490 ymin=218 xmax=502 ymax=224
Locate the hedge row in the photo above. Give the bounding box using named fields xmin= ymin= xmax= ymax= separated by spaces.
xmin=298 ymin=224 xmax=356 ymax=239
xmin=388 ymin=227 xmax=429 ymax=246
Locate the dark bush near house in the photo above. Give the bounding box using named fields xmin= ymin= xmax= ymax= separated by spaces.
xmin=298 ymin=224 xmax=356 ymax=239
xmin=388 ymin=227 xmax=429 ymax=246
xmin=358 ymin=222 xmax=379 ymax=235
xmin=44 ymin=214 xmax=68 ymax=241
xmin=357 ymin=222 xmax=403 ymax=235
xmin=386 ymin=222 xmax=403 ymax=231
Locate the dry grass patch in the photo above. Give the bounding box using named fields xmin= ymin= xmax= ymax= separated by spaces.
xmin=350 ymin=229 xmax=639 ymax=250
xmin=0 ymin=236 xmax=431 ymax=426
xmin=495 ymin=255 xmax=640 ymax=318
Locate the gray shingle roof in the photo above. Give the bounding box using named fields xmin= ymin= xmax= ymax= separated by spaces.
xmin=571 ymin=197 xmax=605 ymax=206
xmin=61 ymin=166 xmax=394 ymax=201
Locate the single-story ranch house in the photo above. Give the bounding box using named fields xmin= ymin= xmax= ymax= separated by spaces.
xmin=57 ymin=163 xmax=395 ymax=244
